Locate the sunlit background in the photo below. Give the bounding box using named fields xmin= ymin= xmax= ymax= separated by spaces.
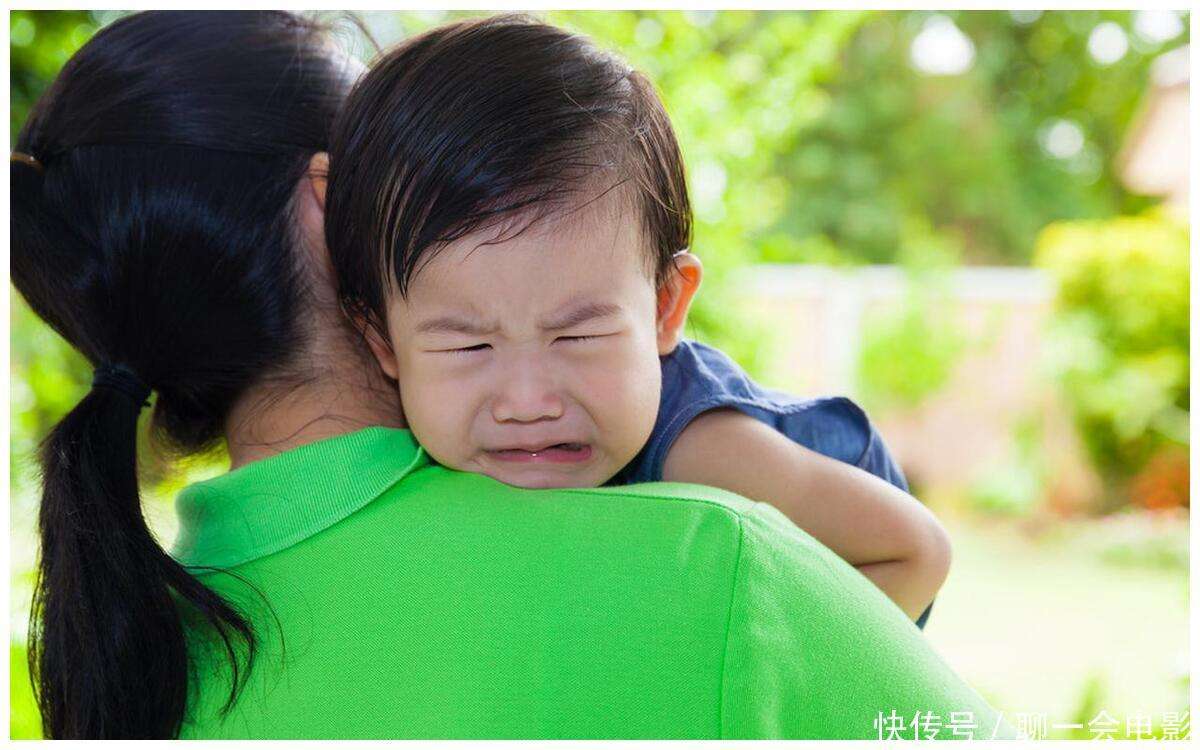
xmin=9 ymin=10 xmax=1190 ymax=740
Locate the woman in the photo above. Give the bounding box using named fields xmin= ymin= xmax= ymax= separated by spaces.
xmin=11 ymin=10 xmax=1012 ymax=739
xmin=11 ymin=10 xmax=398 ymax=738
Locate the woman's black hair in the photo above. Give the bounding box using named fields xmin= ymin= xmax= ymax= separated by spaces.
xmin=10 ymin=11 xmax=355 ymax=738
xmin=325 ymin=13 xmax=692 ymax=328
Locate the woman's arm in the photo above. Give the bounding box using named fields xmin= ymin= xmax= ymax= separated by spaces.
xmin=661 ymin=407 xmax=951 ymax=621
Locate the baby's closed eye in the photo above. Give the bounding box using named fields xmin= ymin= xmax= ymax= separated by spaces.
xmin=438 ymin=343 xmax=491 ymax=355
xmin=430 ymin=332 xmax=619 ymax=355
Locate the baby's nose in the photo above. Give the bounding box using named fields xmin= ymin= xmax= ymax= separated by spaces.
xmin=490 ymin=368 xmax=565 ymax=423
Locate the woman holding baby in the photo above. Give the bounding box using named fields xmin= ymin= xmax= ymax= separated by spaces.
xmin=11 ymin=11 xmax=1010 ymax=739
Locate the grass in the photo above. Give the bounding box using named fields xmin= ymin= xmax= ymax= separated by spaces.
xmin=924 ymin=513 xmax=1189 ymax=739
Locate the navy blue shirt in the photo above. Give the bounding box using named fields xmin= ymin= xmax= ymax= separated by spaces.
xmin=614 ymin=339 xmax=933 ymax=630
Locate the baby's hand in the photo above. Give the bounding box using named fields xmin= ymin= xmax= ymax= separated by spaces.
xmin=663 ymin=408 xmax=951 ymax=622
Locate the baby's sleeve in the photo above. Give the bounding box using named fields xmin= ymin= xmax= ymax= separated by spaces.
xmin=767 ymin=395 xmax=910 ymax=492
xmin=629 ymin=341 xmax=936 ymax=628
xmin=719 ymin=501 xmax=1015 ymax=739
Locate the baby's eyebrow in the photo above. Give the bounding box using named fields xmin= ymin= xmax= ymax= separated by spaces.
xmin=414 ymin=316 xmax=499 ymax=336
xmin=540 ymin=301 xmax=623 ymax=331
xmin=414 ymin=301 xmax=622 ymax=336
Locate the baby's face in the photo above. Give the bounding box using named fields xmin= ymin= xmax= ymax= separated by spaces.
xmin=376 ymin=190 xmax=665 ymax=488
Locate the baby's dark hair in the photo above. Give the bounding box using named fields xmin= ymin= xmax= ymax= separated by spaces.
xmin=326 ymin=13 xmax=692 ymax=327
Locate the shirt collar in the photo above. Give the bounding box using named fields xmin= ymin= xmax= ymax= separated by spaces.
xmin=171 ymin=427 xmax=426 ymax=569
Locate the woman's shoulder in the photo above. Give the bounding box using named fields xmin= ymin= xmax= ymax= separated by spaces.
xmin=181 ymin=450 xmax=799 ymax=738
xmin=364 ymin=462 xmax=761 ymax=562
xmin=181 ymin=427 xmax=1007 ymax=739
xmin=174 ymin=424 xmax=787 ymax=587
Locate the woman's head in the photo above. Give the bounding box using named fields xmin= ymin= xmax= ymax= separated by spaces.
xmin=15 ymin=11 xmax=359 ymax=446
xmin=325 ymin=14 xmax=701 ymax=489
xmin=11 ymin=10 xmax=359 ymax=737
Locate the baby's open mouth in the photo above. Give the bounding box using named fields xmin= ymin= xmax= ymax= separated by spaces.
xmin=486 ymin=443 xmax=592 ymax=464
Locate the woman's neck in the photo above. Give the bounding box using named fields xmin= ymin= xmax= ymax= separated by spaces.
xmin=223 ymin=170 xmax=408 ymax=470
xmin=224 ymin=324 xmax=405 ymax=471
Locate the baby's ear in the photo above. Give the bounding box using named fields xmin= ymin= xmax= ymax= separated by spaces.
xmin=655 ymin=251 xmax=702 ymax=355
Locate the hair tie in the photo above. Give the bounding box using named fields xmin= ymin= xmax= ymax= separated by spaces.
xmin=92 ymin=364 xmax=152 ymax=409
xmin=11 ymin=152 xmax=43 ymax=173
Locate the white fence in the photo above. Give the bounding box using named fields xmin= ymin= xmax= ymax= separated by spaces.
xmin=730 ymin=264 xmax=1096 ymax=509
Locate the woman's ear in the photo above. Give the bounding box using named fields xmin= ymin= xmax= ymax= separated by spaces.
xmin=349 ymin=304 xmax=400 ymax=381
xmin=300 ymin=153 xmax=399 ymax=382
xmin=655 ymin=251 xmax=703 ymax=355
xmin=295 ymin=153 xmax=333 ymax=284
xmin=308 ymin=151 xmax=329 ymax=210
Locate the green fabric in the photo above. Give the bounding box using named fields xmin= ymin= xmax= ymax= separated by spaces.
xmin=172 ymin=427 xmax=1014 ymax=739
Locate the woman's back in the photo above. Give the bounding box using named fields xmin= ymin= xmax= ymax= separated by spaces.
xmin=177 ymin=428 xmax=1010 ymax=739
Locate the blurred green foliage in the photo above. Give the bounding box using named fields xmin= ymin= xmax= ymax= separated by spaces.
xmin=768 ymin=10 xmax=1179 ymax=267
xmin=9 ymin=643 xmax=40 ymax=739
xmin=855 ymin=219 xmax=973 ymax=412
xmin=857 ymin=288 xmax=968 ymax=412
xmin=10 ymin=10 xmax=93 ymax=142
xmin=1035 ymin=209 xmax=1190 ymax=511
xmin=967 ymin=416 xmax=1048 ymax=516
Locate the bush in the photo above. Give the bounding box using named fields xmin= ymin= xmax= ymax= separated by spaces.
xmin=1035 ymin=209 xmax=1189 ymax=512
xmin=857 ymin=290 xmax=967 ymax=411
xmin=966 ymin=417 xmax=1045 ymax=516
xmin=856 ymin=218 xmax=969 ymax=412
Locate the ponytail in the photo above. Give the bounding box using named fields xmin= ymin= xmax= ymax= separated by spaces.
xmin=30 ymin=382 xmax=254 ymax=738
xmin=13 ymin=152 xmax=258 ymax=738
xmin=11 ymin=10 xmax=353 ymax=738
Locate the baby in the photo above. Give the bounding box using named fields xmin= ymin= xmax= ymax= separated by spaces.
xmin=323 ymin=14 xmax=949 ymax=625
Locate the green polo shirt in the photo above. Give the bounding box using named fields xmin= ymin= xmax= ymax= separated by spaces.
xmin=171 ymin=427 xmax=1012 ymax=739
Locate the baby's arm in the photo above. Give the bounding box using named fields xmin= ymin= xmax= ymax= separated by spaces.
xmin=661 ymin=407 xmax=951 ymax=622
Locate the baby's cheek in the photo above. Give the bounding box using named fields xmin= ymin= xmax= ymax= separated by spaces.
xmin=581 ymin=349 xmax=662 ymax=461
xmin=398 ymin=367 xmax=473 ymax=467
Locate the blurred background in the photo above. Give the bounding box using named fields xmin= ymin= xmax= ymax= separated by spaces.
xmin=9 ymin=10 xmax=1190 ymax=740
